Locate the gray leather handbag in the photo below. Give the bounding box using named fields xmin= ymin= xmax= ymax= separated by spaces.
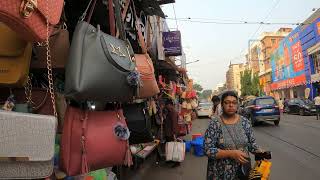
xmin=64 ymin=0 xmax=138 ymax=102
xmin=0 ymin=110 xmax=57 ymax=179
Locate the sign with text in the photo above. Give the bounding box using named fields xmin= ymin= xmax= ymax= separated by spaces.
xmin=291 ymin=41 xmax=304 ymax=72
xmin=163 ymin=31 xmax=182 ymax=56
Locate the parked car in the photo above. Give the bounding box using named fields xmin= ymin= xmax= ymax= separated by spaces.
xmin=286 ymin=98 xmax=316 ymax=116
xmin=196 ymin=102 xmax=213 ymax=117
xmin=242 ymin=96 xmax=280 ymax=126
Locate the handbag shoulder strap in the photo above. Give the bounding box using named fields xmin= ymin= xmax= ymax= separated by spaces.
xmin=131 ymin=0 xmax=147 ymax=54
xmin=220 ymin=115 xmax=240 ymax=149
xmin=109 ymin=0 xmax=116 ymax=36
xmin=114 ymin=0 xmax=126 ymax=40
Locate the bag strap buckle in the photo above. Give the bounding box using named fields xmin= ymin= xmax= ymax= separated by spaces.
xmin=20 ymin=0 xmax=38 ymax=18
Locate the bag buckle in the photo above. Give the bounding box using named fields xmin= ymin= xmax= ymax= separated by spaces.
xmin=20 ymin=0 xmax=38 ymax=18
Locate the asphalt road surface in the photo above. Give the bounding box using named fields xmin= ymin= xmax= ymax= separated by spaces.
xmin=123 ymin=114 xmax=320 ymax=180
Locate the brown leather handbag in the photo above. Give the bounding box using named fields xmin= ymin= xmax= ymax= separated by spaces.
xmin=0 ymin=23 xmax=32 ymax=87
xmin=60 ymin=106 xmax=130 ymax=176
xmin=131 ymin=0 xmax=159 ymax=98
xmin=0 ymin=0 xmax=64 ymax=42
xmin=31 ymin=24 xmax=70 ymax=69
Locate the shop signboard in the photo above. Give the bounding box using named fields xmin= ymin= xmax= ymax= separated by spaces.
xmin=163 ymin=31 xmax=182 ymax=56
xmin=271 ymin=27 xmax=306 ymax=90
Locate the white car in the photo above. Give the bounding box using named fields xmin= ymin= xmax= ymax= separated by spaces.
xmin=196 ymin=102 xmax=213 ymax=117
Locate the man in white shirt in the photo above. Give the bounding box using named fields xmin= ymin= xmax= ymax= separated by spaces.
xmin=314 ymin=94 xmax=320 ymax=120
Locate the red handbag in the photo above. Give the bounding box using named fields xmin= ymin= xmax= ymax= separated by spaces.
xmin=131 ymin=0 xmax=159 ymax=98
xmin=0 ymin=0 xmax=64 ymax=42
xmin=60 ymin=106 xmax=130 ymax=176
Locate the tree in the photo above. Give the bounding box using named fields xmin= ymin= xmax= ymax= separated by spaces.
xmin=193 ymin=83 xmax=203 ymax=92
xmin=240 ymin=69 xmax=261 ymax=96
xmin=201 ymin=89 xmax=213 ymax=100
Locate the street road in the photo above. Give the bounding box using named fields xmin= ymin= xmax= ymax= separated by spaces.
xmin=123 ymin=114 xmax=320 ymax=180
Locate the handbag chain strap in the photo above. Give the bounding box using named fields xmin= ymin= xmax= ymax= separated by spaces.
xmin=45 ymin=0 xmax=57 ymax=117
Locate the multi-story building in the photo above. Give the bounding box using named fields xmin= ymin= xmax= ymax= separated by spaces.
xmin=212 ymin=83 xmax=227 ymax=96
xmin=226 ymin=63 xmax=245 ymax=95
xmin=246 ymin=28 xmax=292 ymax=96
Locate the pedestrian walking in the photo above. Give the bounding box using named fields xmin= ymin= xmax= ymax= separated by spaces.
xmin=204 ymin=91 xmax=263 ymax=180
xmin=278 ymin=98 xmax=284 ymax=113
xmin=211 ymin=95 xmax=222 ymax=117
xmin=314 ymin=94 xmax=320 ymax=120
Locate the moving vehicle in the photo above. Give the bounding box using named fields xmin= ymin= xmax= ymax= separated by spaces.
xmin=196 ymin=102 xmax=213 ymax=117
xmin=241 ymin=96 xmax=280 ymax=126
xmin=286 ymin=98 xmax=316 ymax=116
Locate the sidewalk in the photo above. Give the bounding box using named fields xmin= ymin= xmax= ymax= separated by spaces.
xmin=122 ymin=118 xmax=210 ymax=180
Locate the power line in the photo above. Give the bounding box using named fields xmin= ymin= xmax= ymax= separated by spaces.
xmin=165 ymin=18 xmax=302 ymax=25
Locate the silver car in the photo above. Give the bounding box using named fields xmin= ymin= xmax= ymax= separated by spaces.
xmin=196 ymin=102 xmax=213 ymax=117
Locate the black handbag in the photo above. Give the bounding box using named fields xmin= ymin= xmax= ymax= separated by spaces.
xmin=123 ymin=102 xmax=154 ymax=145
xmin=64 ymin=0 xmax=138 ymax=102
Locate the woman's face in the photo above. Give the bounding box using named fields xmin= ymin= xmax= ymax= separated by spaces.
xmin=222 ymin=96 xmax=238 ymax=115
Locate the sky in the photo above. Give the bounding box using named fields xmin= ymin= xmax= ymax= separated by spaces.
xmin=161 ymin=0 xmax=320 ymax=90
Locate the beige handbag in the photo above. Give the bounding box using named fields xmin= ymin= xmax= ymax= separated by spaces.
xmin=186 ymin=103 xmax=192 ymax=110
xmin=182 ymin=101 xmax=187 ymax=109
xmin=165 ymin=141 xmax=186 ymax=162
xmin=0 ymin=111 xmax=57 ymax=179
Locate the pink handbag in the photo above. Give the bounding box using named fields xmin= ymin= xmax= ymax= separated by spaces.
xmin=0 ymin=0 xmax=64 ymax=42
xmin=60 ymin=106 xmax=131 ymax=176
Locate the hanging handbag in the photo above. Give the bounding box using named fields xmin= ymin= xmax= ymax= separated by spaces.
xmin=165 ymin=141 xmax=185 ymax=162
xmin=0 ymin=15 xmax=58 ymax=178
xmin=123 ymin=102 xmax=154 ymax=145
xmin=60 ymin=106 xmax=130 ymax=176
xmin=0 ymin=23 xmax=32 ymax=87
xmin=130 ymin=0 xmax=159 ymax=98
xmin=0 ymin=0 xmax=64 ymax=42
xmin=31 ymin=24 xmax=70 ymax=70
xmin=64 ymin=0 xmax=137 ymax=102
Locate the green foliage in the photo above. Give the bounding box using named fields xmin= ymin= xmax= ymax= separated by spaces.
xmin=200 ymin=89 xmax=213 ymax=100
xmin=193 ymin=83 xmax=203 ymax=92
xmin=240 ymin=69 xmax=261 ymax=96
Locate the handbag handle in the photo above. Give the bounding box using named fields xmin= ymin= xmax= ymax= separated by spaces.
xmin=131 ymin=0 xmax=147 ymax=54
xmin=80 ymin=0 xmax=125 ymax=40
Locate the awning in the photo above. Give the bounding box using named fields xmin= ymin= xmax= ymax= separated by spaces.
xmin=308 ymin=42 xmax=320 ymax=55
xmin=135 ymin=0 xmax=165 ymax=18
xmin=156 ymin=0 xmax=175 ymax=5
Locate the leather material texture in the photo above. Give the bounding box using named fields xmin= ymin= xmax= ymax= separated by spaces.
xmin=123 ymin=103 xmax=153 ymax=145
xmin=31 ymin=27 xmax=70 ymax=69
xmin=135 ymin=53 xmax=159 ymax=98
xmin=0 ymin=110 xmax=57 ymax=179
xmin=0 ymin=23 xmax=32 ymax=87
xmin=64 ymin=21 xmax=136 ymax=102
xmin=60 ymin=106 xmax=128 ymax=176
xmin=0 ymin=0 xmax=64 ymax=42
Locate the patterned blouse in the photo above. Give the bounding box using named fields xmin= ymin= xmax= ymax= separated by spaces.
xmin=204 ymin=116 xmax=260 ymax=180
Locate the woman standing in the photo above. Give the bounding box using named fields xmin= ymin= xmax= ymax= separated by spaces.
xmin=204 ymin=91 xmax=262 ymax=180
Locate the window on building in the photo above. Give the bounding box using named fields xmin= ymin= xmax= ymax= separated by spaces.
xmin=271 ymin=39 xmax=276 ymax=45
xmin=312 ymin=51 xmax=320 ymax=74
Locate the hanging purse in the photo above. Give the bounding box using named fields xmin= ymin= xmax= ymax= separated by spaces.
xmin=0 ymin=23 xmax=32 ymax=87
xmin=0 ymin=10 xmax=58 ymax=178
xmin=165 ymin=141 xmax=186 ymax=162
xmin=31 ymin=24 xmax=70 ymax=70
xmin=64 ymin=0 xmax=138 ymax=102
xmin=60 ymin=106 xmax=130 ymax=176
xmin=0 ymin=0 xmax=64 ymax=42
xmin=130 ymin=0 xmax=159 ymax=98
xmin=123 ymin=102 xmax=154 ymax=145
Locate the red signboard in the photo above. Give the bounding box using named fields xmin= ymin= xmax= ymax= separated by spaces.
xmin=270 ymin=74 xmax=306 ymax=90
xmin=291 ymin=41 xmax=304 ymax=72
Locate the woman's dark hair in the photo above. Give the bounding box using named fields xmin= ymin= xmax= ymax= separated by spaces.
xmin=211 ymin=95 xmax=220 ymax=103
xmin=221 ymin=91 xmax=238 ymax=103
